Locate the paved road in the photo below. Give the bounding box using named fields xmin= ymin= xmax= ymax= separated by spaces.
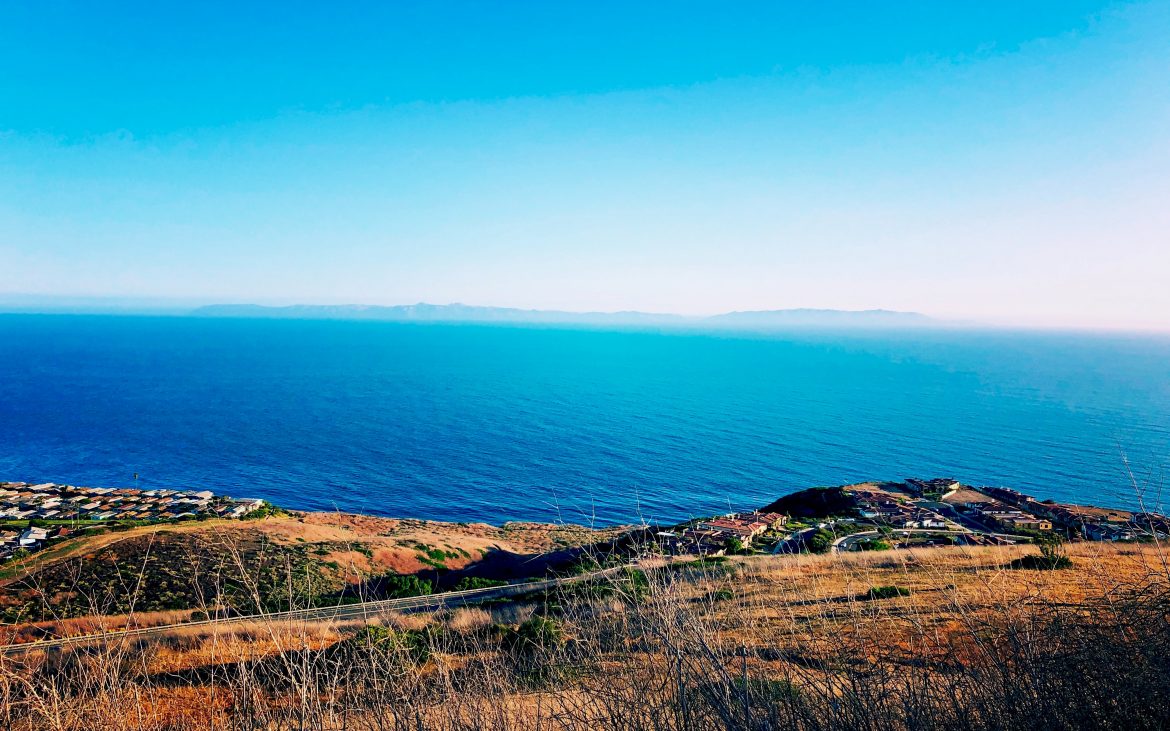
xmin=1 ymin=566 xmax=628 ymax=655
xmin=833 ymin=528 xmax=1030 ymax=553
xmin=772 ymin=527 xmax=817 ymax=554
xmin=833 ymin=529 xmax=882 ymax=552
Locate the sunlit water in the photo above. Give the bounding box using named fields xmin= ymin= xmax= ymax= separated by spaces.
xmin=1 ymin=315 xmax=1167 ymax=524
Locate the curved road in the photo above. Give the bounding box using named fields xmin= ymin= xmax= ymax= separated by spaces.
xmin=772 ymin=527 xmax=817 ymax=554
xmin=833 ymin=528 xmax=1030 ymax=553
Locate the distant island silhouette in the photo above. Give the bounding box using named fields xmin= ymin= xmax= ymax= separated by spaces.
xmin=191 ymin=303 xmax=936 ymax=329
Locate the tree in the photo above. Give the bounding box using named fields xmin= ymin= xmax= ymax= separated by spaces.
xmin=727 ymin=537 xmax=753 ymax=555
xmin=1010 ymin=533 xmax=1072 ymax=570
xmin=806 ymin=529 xmax=835 ymax=554
xmin=1036 ymin=533 xmax=1073 ymax=568
xmin=376 ymin=574 xmax=434 ymax=599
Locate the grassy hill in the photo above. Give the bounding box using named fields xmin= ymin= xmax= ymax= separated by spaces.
xmin=0 ymin=513 xmax=625 ymax=629
xmin=760 ymin=485 xmax=859 ymax=518
xmin=3 ymin=539 xmax=1169 ymax=730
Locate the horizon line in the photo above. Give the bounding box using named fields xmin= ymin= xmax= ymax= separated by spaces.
xmin=2 ymin=295 xmax=1170 ymax=336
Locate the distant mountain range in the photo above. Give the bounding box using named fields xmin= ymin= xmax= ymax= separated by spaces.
xmin=190 ymin=303 xmax=935 ymax=329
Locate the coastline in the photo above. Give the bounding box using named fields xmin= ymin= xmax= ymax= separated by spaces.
xmin=3 ymin=475 xmax=1162 ymax=573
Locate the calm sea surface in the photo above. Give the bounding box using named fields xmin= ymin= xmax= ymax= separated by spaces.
xmin=1 ymin=315 xmax=1167 ymax=524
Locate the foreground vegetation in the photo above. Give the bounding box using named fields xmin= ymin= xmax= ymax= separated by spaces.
xmin=2 ymin=540 xmax=1169 ymax=730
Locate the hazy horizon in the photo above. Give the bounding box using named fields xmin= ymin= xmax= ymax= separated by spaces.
xmin=3 ymin=2 xmax=1169 ymax=330
xmin=5 ymin=294 xmax=1170 ymax=335
xmin=0 ymin=294 xmax=932 ymax=318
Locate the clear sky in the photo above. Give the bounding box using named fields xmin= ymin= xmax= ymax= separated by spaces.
xmin=2 ymin=1 xmax=1168 ymax=329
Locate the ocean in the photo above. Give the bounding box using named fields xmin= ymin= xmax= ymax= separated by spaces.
xmin=1 ymin=314 xmax=1167 ymax=525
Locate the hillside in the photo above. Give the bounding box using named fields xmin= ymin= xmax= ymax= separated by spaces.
xmin=4 ymin=483 xmax=1170 ymax=730
xmin=0 ymin=513 xmax=625 ymax=629
xmin=3 ymin=540 xmax=1169 ymax=730
xmin=760 ymin=485 xmax=859 ymax=517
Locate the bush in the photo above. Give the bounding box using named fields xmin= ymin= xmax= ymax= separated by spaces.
xmin=1009 ymin=553 xmax=1073 ymax=570
xmin=374 ymin=574 xmax=434 ymax=599
xmin=240 ymin=502 xmax=285 ymax=520
xmin=345 ymin=624 xmax=439 ymax=664
xmin=733 ymin=676 xmax=802 ymax=704
xmin=347 ymin=624 xmax=393 ymax=647
xmin=506 ymin=616 xmax=564 ymax=653
xmin=727 ymin=537 xmax=753 ymax=555
xmin=806 ymin=529 xmax=835 ymax=554
xmin=455 ymin=576 xmax=509 ymax=591
xmin=708 ymin=588 xmax=734 ymax=602
xmin=621 ymin=566 xmax=650 ymax=598
xmin=859 ymin=585 xmax=911 ymax=601
xmin=1010 ymin=535 xmax=1073 ymax=570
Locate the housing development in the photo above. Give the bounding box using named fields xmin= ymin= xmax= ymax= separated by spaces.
xmin=3 ymin=476 xmax=1165 ymax=567
xmin=0 ymin=481 xmax=264 ymax=561
xmin=658 ymin=478 xmax=1168 ymax=557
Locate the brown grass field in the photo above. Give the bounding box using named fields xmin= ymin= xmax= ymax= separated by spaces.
xmin=0 ymin=514 xmax=627 ymax=634
xmin=2 ymin=538 xmax=1169 ymax=730
xmin=0 ymin=513 xmax=626 ymax=588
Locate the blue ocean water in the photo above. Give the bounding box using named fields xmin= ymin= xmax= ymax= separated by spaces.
xmin=1 ymin=314 xmax=1167 ymax=525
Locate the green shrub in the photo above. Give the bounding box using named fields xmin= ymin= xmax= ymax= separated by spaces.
xmin=241 ymin=503 xmax=285 ymax=520
xmin=727 ymin=537 xmax=754 ymax=555
xmin=806 ymin=529 xmax=835 ymax=554
xmin=506 ymin=616 xmax=564 ymax=653
xmin=708 ymin=588 xmax=734 ymax=602
xmin=347 ymin=624 xmax=392 ymax=647
xmin=1009 ymin=554 xmax=1073 ymax=570
xmin=375 ymin=574 xmax=434 ymax=599
xmin=1011 ymin=535 xmax=1073 ymax=570
xmin=455 ymin=576 xmax=509 ymax=591
xmin=859 ymin=585 xmax=911 ymax=601
xmin=345 ymin=624 xmax=437 ymax=664
xmin=733 ymin=676 xmax=802 ymax=704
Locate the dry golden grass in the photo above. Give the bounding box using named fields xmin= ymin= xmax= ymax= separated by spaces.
xmin=446 ymin=607 xmax=495 ymax=633
xmin=672 ymin=541 xmax=1167 ymax=666
xmin=3 ymin=541 xmax=1168 ymax=730
xmin=145 ymin=619 xmax=345 ymax=674
xmin=2 ymin=513 xmax=624 ymax=597
xmin=0 ymin=608 xmax=196 ymax=645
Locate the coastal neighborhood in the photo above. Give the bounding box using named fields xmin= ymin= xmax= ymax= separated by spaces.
xmin=0 ymin=481 xmax=265 ymax=562
xmin=657 ymin=511 xmax=789 ymax=555
xmin=3 ymin=476 xmax=1166 ymax=566
xmin=657 ymin=478 xmax=1169 ymax=558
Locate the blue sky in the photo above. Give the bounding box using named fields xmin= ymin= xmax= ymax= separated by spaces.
xmin=2 ymin=1 xmax=1169 ymax=328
